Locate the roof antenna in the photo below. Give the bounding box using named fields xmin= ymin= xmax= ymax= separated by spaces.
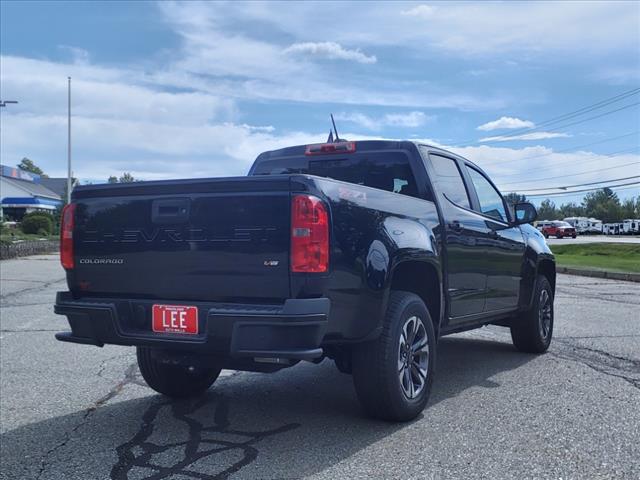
xmin=330 ymin=113 xmax=340 ymax=142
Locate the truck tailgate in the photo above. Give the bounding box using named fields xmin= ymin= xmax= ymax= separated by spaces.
xmin=71 ymin=176 xmax=291 ymax=301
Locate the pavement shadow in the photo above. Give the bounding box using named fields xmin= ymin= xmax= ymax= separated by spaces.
xmin=0 ymin=335 xmax=535 ymax=480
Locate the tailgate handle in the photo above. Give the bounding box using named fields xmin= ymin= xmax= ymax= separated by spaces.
xmin=152 ymin=198 xmax=190 ymax=224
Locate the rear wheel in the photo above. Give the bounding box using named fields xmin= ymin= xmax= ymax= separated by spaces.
xmin=510 ymin=275 xmax=554 ymax=353
xmin=352 ymin=291 xmax=436 ymax=422
xmin=137 ymin=347 xmax=222 ymax=398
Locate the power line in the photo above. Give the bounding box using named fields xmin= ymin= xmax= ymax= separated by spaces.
xmin=482 ymin=88 xmax=640 ymax=139
xmin=500 ymin=161 xmax=640 ymax=186
xmin=522 ymin=182 xmax=640 ymax=198
xmin=478 ymin=101 xmax=640 ymax=145
xmin=509 ymin=179 xmax=640 ymax=196
xmin=511 ymin=175 xmax=640 ymax=192
xmin=491 ymin=146 xmax=640 ymax=178
xmin=454 ymin=87 xmax=640 ymax=146
xmin=478 ymin=130 xmax=640 ymax=166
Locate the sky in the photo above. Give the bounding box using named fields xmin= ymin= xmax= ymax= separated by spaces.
xmin=1 ymin=0 xmax=639 ymax=205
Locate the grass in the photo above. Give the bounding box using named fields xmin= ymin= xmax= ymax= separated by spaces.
xmin=550 ymin=243 xmax=640 ymax=274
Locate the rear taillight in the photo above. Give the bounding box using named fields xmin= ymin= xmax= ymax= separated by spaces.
xmin=291 ymin=194 xmax=329 ymax=273
xmin=60 ymin=203 xmax=76 ymax=270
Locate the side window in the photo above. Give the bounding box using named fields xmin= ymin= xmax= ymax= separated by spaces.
xmin=428 ymin=154 xmax=471 ymax=208
xmin=466 ymin=167 xmax=508 ymax=222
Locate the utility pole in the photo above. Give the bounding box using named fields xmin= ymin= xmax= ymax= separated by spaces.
xmin=0 ymin=100 xmax=18 ymax=219
xmin=0 ymin=100 xmax=19 ymax=137
xmin=67 ymin=77 xmax=72 ymax=204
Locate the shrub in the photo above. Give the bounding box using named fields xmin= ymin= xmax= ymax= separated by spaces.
xmin=21 ymin=215 xmax=53 ymax=235
xmin=23 ymin=210 xmax=55 ymax=223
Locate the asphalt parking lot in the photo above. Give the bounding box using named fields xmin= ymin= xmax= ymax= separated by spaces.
xmin=1 ymin=254 xmax=639 ymax=479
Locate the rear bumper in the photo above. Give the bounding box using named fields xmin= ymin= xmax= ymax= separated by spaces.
xmin=54 ymin=292 xmax=329 ymax=361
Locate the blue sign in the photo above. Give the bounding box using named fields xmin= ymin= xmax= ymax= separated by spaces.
xmin=1 ymin=164 xmax=41 ymax=183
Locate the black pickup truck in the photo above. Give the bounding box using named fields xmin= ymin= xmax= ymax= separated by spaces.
xmin=55 ymin=140 xmax=555 ymax=421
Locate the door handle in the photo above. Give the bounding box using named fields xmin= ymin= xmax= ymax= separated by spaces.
xmin=448 ymin=221 xmax=463 ymax=232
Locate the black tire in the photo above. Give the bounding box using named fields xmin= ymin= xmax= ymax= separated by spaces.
xmin=543 ymin=232 xmax=549 ymax=239
xmin=352 ymin=291 xmax=436 ymax=422
xmin=137 ymin=347 xmax=222 ymax=398
xmin=510 ymin=275 xmax=554 ymax=353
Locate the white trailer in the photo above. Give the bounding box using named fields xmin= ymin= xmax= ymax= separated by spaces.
xmin=603 ymin=223 xmax=624 ymax=235
xmin=563 ymin=217 xmax=603 ymax=234
xmin=622 ymin=219 xmax=640 ymax=234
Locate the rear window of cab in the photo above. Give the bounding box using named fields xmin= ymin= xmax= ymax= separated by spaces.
xmin=251 ymin=152 xmax=421 ymax=198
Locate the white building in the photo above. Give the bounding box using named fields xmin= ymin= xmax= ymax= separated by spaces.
xmin=0 ymin=165 xmax=62 ymax=220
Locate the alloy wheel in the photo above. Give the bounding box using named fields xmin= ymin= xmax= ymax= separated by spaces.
xmin=397 ymin=316 xmax=429 ymax=399
xmin=538 ymin=289 xmax=552 ymax=339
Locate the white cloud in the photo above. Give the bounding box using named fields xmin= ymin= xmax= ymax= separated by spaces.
xmin=477 ymin=116 xmax=535 ymax=131
xmin=401 ymin=5 xmax=437 ymax=19
xmin=336 ymin=111 xmax=431 ymax=130
xmin=152 ymin=2 xmax=506 ymax=110
xmin=396 ymin=2 xmax=640 ymax=56
xmin=194 ymin=2 xmax=640 ymax=58
xmin=590 ymin=66 xmax=640 ymax=85
xmin=479 ymin=132 xmax=571 ymax=142
xmin=239 ymin=124 xmax=275 ymax=133
xmin=283 ymin=42 xmax=376 ymax=64
xmin=1 ymin=56 xmax=236 ymax=125
xmin=1 ymin=0 xmax=637 ymax=204
xmin=58 ymin=45 xmax=90 ymax=64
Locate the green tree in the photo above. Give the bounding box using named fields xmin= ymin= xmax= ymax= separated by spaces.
xmin=17 ymin=158 xmax=48 ymax=177
xmin=504 ymin=192 xmax=527 ymax=205
xmin=582 ymin=188 xmax=622 ymax=223
xmin=621 ymin=197 xmax=639 ymax=219
xmin=558 ymin=202 xmax=585 ymax=219
xmin=536 ymin=199 xmax=558 ymax=220
xmin=107 ymin=172 xmax=136 ymax=183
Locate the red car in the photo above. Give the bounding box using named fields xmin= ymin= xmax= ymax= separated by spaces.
xmin=542 ymin=221 xmax=577 ymax=239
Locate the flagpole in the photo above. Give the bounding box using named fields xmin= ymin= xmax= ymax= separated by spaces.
xmin=67 ymin=77 xmax=71 ymax=204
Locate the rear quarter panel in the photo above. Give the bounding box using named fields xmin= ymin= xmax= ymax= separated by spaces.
xmin=290 ymin=175 xmax=441 ymax=341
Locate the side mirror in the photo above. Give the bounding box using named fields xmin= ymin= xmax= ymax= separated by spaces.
xmin=512 ymin=202 xmax=537 ymax=226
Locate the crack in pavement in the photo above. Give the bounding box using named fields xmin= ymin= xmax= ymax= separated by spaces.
xmin=0 ymin=278 xmax=55 ymax=283
xmin=556 ymin=334 xmax=640 ymax=339
xmin=0 ymin=301 xmax=56 ymax=308
xmin=548 ymin=338 xmax=640 ymax=390
xmin=554 ymin=293 xmax=640 ymax=306
xmin=550 ymin=350 xmax=640 ymax=390
xmin=35 ymin=361 xmax=141 ymax=480
xmin=0 ymin=277 xmax=66 ymax=302
xmin=109 ymin=394 xmax=300 ymax=480
xmin=474 ymin=329 xmax=640 ymax=390
xmin=0 ymin=328 xmax=61 ymax=334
